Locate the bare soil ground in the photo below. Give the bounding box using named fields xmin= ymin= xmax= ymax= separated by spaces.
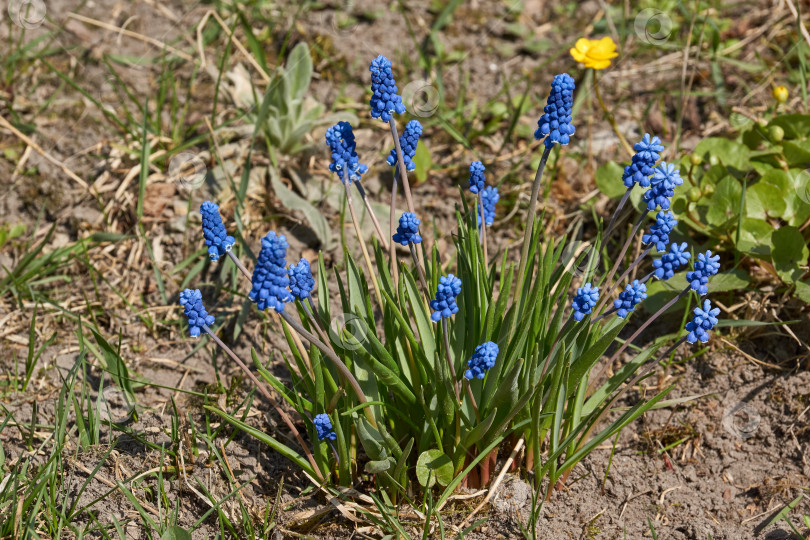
xmin=1 ymin=0 xmax=809 ymax=538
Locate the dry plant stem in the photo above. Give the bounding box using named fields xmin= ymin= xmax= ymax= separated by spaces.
xmin=408 ymin=244 xmax=430 ymax=298
xmin=389 ymin=166 xmax=401 ymax=285
xmin=354 ymin=180 xmax=389 ymax=251
xmin=279 ymin=311 xmax=377 ymax=428
xmin=202 ymin=325 xmax=322 ymax=479
xmin=514 ymin=145 xmax=553 ymax=308
xmin=344 ymin=182 xmax=384 ymax=309
xmin=593 ymin=210 xmax=648 ymax=316
xmin=603 ymin=187 xmax=633 ymax=240
xmin=441 ymin=318 xmax=460 ymax=401
xmin=478 ymin=193 xmax=488 ymax=267
xmin=227 ymin=250 xmax=252 ymax=279
xmin=593 ymin=71 xmax=634 ymax=158
xmin=388 ymin=118 xmax=415 ymax=214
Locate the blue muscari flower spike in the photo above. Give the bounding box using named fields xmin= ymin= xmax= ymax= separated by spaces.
xmin=369 ymin=55 xmax=406 ymax=122
xmin=468 ymin=161 xmax=486 ymax=194
xmin=653 ymin=242 xmax=691 ymax=280
xmin=572 ymin=282 xmax=599 ymax=321
xmin=430 ymin=274 xmax=462 ymax=323
xmin=387 ymin=120 xmax=422 ymax=170
xmin=179 ymin=288 xmax=214 ymax=338
xmin=326 ymin=121 xmax=368 ymax=184
xmin=249 ymin=231 xmax=293 ymax=313
xmin=392 ymin=212 xmax=422 ymax=246
xmin=613 ymin=280 xmax=648 ymax=318
xmin=622 ymin=134 xmax=664 ymax=188
xmin=685 ymin=299 xmax=720 ymax=343
xmin=313 ymin=413 xmax=337 ymax=441
xmin=686 ymin=250 xmax=720 ymax=296
xmin=464 ymin=341 xmax=499 ymax=380
xmin=200 ymin=201 xmax=235 ymax=261
xmin=535 ymin=73 xmax=576 ymax=149
xmin=478 ymin=186 xmax=499 ymax=227
xmin=288 ymin=259 xmax=315 ymax=300
xmin=643 ymin=162 xmax=683 ymax=211
xmin=642 ymin=211 xmax=677 ymax=252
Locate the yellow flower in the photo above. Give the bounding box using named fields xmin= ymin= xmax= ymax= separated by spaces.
xmin=772 ymin=85 xmax=788 ymax=104
xmin=570 ymin=37 xmax=619 ymax=70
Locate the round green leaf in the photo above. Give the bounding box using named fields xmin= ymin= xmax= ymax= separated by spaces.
xmin=772 ymin=226 xmax=809 ymax=283
xmin=594 ymin=161 xmax=626 ymax=199
xmin=416 ymin=449 xmax=453 ymax=488
xmin=160 ymin=527 xmax=192 ymax=540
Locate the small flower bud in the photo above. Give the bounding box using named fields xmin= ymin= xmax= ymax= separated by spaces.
xmin=689 ymin=154 xmax=702 ymax=166
xmin=768 ymin=125 xmax=785 ymax=142
xmin=772 ymin=85 xmax=788 ymax=104
xmin=687 ymin=186 xmax=702 ymax=202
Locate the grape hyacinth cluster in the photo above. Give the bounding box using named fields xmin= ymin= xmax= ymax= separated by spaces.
xmin=387 ymin=120 xmax=422 ymax=171
xmin=686 ymin=251 xmax=721 ymax=296
xmin=572 ymin=283 xmax=599 ymax=321
xmin=201 ymin=201 xmax=235 ymax=261
xmin=642 ymin=211 xmax=677 ymax=252
xmin=326 ymin=121 xmax=368 ymax=184
xmin=313 ymin=413 xmax=337 ymax=441
xmin=614 ymin=280 xmax=648 ymax=318
xmin=685 ymin=300 xmax=721 ymax=343
xmin=464 ymin=341 xmax=499 ymax=380
xmin=249 ymin=232 xmax=292 ymax=313
xmin=179 ymin=288 xmax=214 ymax=338
xmin=369 ymin=55 xmax=406 ymax=122
xmin=468 ymin=161 xmax=486 ymax=194
xmin=643 ymin=162 xmax=683 ymax=211
xmin=478 ymin=186 xmax=500 ymax=227
xmin=430 ymin=274 xmax=462 ymax=322
xmin=622 ymin=134 xmax=664 ymax=188
xmin=392 ymin=212 xmax=423 ymax=246
xmin=535 ymin=73 xmax=576 ymax=149
xmin=288 ymin=259 xmax=315 ymax=300
xmin=653 ymin=242 xmax=691 ymax=280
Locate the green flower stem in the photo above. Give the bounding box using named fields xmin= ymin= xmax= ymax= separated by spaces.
xmin=461 ymin=379 xmax=481 ymax=423
xmin=301 ymin=299 xmax=330 ymax=346
xmin=513 ymin=145 xmax=553 ymax=309
xmin=344 ymin=181 xmax=384 ymax=309
xmin=603 ymin=186 xmax=633 ymax=240
xmin=228 ymin=250 xmax=313 ymax=375
xmin=441 ymin=318 xmax=460 ymax=402
xmin=201 ymin=324 xmax=322 ymax=480
xmin=388 ymin=118 xmax=416 ymax=214
xmin=537 ymin=317 xmax=574 ymax=388
xmin=578 ymin=335 xmax=688 ymax=461
xmin=408 ymin=243 xmax=430 ymax=299
xmin=279 ymin=310 xmax=377 ymax=429
xmin=478 ymin=192 xmax=488 ymax=268
xmin=593 ymin=210 xmax=649 ymax=316
xmin=354 ymin=180 xmax=389 ymax=252
xmin=389 ymin=165 xmax=401 ymax=285
xmin=589 ymin=285 xmax=690 ymax=396
xmin=227 ymin=250 xmax=252 ymax=280
xmin=600 ymin=245 xmax=653 ymax=305
xmin=593 ymin=71 xmax=634 ymax=158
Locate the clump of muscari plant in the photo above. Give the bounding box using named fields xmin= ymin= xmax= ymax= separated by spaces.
xmin=176 ymin=56 xmax=725 ymax=512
